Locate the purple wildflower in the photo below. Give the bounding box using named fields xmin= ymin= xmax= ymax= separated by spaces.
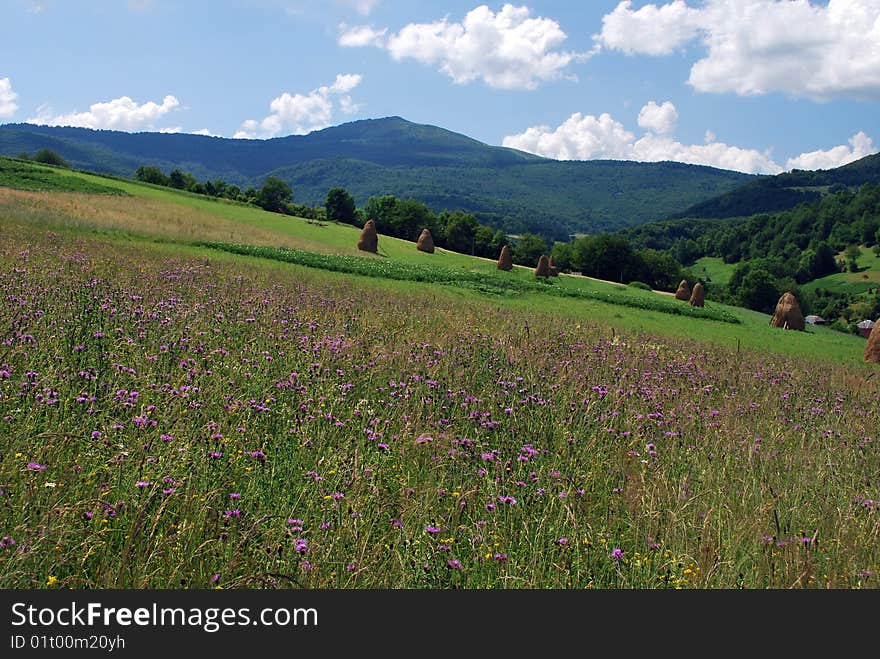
xmin=27 ymin=462 xmax=46 ymax=471
xmin=611 ymin=548 xmax=625 ymax=562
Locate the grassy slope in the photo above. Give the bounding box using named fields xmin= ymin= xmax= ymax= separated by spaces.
xmin=692 ymin=257 xmax=736 ymax=289
xmin=0 ymin=161 xmax=871 ymax=366
xmin=801 ymin=246 xmax=880 ymax=296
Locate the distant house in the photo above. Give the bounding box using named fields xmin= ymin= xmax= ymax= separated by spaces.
xmin=805 ymin=315 xmax=826 ymax=325
xmin=857 ymin=319 xmax=875 ymax=338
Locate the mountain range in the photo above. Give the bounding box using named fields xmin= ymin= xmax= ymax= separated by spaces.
xmin=0 ymin=116 xmax=752 ymax=239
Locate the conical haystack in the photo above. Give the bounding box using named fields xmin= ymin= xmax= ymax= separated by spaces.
xmin=689 ymin=282 xmax=705 ymax=307
xmin=548 ymin=255 xmax=560 ymax=277
xmin=416 ymin=228 xmax=435 ymax=254
xmin=497 ymin=245 xmax=513 ymax=271
xmin=357 ymin=219 xmax=378 ymax=253
xmin=675 ymin=279 xmax=691 ymax=301
xmin=865 ymin=321 xmax=880 ymax=363
xmin=535 ymin=255 xmax=550 ymax=278
xmin=770 ymin=292 xmax=805 ymax=331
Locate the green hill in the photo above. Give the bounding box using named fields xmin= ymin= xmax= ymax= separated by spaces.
xmin=670 ymin=152 xmax=880 ymax=221
xmin=0 ymin=117 xmax=751 ymax=239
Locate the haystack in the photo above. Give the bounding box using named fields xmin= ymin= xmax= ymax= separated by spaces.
xmin=770 ymin=292 xmax=805 ymax=331
xmin=675 ymin=279 xmax=691 ymax=301
xmin=416 ymin=228 xmax=435 ymax=254
xmin=497 ymin=245 xmax=513 ymax=271
xmin=535 ymin=255 xmax=550 ymax=278
xmin=689 ymin=282 xmax=705 ymax=307
xmin=357 ymin=219 xmax=378 ymax=253
xmin=865 ymin=320 xmax=880 ymax=363
xmin=548 ymin=255 xmax=560 ymax=277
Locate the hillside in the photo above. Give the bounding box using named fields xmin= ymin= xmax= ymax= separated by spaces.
xmin=0 ymin=117 xmax=752 ymax=239
xmin=2 ymin=154 xmax=879 ymax=592
xmin=670 ymin=152 xmax=880 ymax=221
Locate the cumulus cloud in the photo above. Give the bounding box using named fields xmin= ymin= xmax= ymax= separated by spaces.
xmin=27 ymin=95 xmax=180 ymax=131
xmin=503 ymin=100 xmax=783 ymax=174
xmin=342 ymin=3 xmax=590 ymax=90
xmin=502 ymin=112 xmax=636 ymax=161
xmin=597 ymin=0 xmax=701 ymax=56
xmin=234 ymin=73 xmax=362 ymax=138
xmin=637 ymin=100 xmax=678 ymax=134
xmin=595 ymin=0 xmax=880 ymax=100
xmin=786 ymin=131 xmax=877 ymax=170
xmin=0 ymin=78 xmax=18 ymax=119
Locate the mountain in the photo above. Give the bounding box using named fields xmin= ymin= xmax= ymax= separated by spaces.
xmin=0 ymin=117 xmax=752 ymax=239
xmin=669 ymin=152 xmax=880 ymax=221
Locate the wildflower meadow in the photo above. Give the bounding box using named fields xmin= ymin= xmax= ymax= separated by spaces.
xmin=1 ymin=224 xmax=878 ymax=589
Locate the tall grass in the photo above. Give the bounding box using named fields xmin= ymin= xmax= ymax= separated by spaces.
xmin=1 ymin=225 xmax=877 ymax=589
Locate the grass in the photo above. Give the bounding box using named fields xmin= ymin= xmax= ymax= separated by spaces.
xmin=802 ymin=246 xmax=880 ymax=297
xmin=0 ymin=171 xmax=870 ymax=365
xmin=1 ymin=222 xmax=878 ymax=590
xmin=692 ymin=257 xmax=736 ymax=289
xmin=0 ymin=157 xmax=127 ymax=195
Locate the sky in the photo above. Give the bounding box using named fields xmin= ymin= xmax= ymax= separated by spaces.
xmin=1 ymin=0 xmax=879 ymax=174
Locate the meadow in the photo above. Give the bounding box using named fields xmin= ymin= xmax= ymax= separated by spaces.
xmin=1 ymin=161 xmax=878 ymax=589
xmin=1 ymin=221 xmax=878 ymax=589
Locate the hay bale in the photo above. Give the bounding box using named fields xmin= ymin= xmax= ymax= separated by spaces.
xmin=416 ymin=228 xmax=435 ymax=254
xmin=535 ymin=255 xmax=550 ymax=278
xmin=865 ymin=321 xmax=880 ymax=364
xmin=675 ymin=279 xmax=691 ymax=301
xmin=497 ymin=245 xmax=513 ymax=271
xmin=548 ymin=255 xmax=560 ymax=277
xmin=357 ymin=219 xmax=378 ymax=253
xmin=770 ymin=292 xmax=805 ymax=331
xmin=689 ymin=282 xmax=705 ymax=307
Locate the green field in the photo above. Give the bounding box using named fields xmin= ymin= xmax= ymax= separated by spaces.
xmin=2 ymin=158 xmax=880 ymax=591
xmin=0 ymin=156 xmax=870 ymax=365
xmin=692 ymin=256 xmax=736 ymax=289
xmin=802 ymin=246 xmax=880 ymax=296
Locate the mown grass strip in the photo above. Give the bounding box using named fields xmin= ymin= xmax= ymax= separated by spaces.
xmin=0 ymin=158 xmax=127 ymax=195
xmin=198 ymin=241 xmax=741 ymax=324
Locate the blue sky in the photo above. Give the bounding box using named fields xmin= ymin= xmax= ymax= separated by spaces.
xmin=1 ymin=0 xmax=878 ymax=173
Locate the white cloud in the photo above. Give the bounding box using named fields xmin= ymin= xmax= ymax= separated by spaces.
xmin=27 ymin=95 xmax=180 ymax=131
xmin=596 ymin=0 xmax=701 ymax=56
xmin=595 ymin=0 xmax=880 ymax=100
xmin=503 ymin=101 xmax=783 ymax=174
xmin=637 ymin=100 xmax=678 ymax=134
xmin=191 ymin=128 xmax=219 ymax=137
xmin=158 ymin=126 xmax=182 ymax=134
xmin=502 ymin=112 xmax=636 ymax=160
xmin=235 ymin=73 xmax=362 ymax=138
xmin=338 ymin=24 xmax=387 ymax=47
xmin=344 ymin=3 xmax=590 ymax=90
xmin=786 ymin=132 xmax=877 ymax=170
xmin=0 ymin=78 xmax=18 ymax=119
xmin=632 ymin=133 xmax=782 ymax=174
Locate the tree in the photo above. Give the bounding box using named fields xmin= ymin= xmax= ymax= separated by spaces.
xmin=512 ymin=233 xmax=548 ymax=266
xmin=135 ymin=165 xmax=169 ymax=186
xmin=256 ymin=177 xmax=293 ymax=213
xmin=443 ymin=210 xmax=480 ymax=254
xmin=325 ymin=187 xmax=358 ymax=225
xmin=168 ymin=168 xmax=195 ymax=190
xmin=736 ymin=266 xmax=781 ymax=314
xmin=33 ymin=148 xmax=69 ymax=168
xmin=845 ymin=244 xmax=861 ymax=273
